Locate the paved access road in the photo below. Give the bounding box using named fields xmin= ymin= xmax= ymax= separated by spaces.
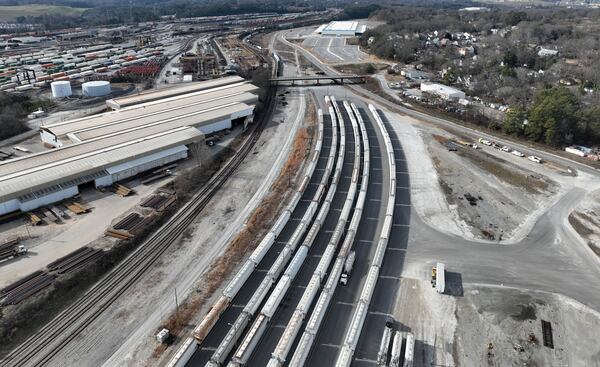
xmin=302 ymin=36 xmax=368 ymax=64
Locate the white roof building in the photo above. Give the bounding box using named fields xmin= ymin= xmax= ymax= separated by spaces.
xmin=316 ymin=21 xmax=367 ymax=36
xmin=420 ymin=82 xmax=466 ymax=100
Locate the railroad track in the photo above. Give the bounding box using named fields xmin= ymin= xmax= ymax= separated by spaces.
xmin=1 ymin=84 xmax=276 ymax=367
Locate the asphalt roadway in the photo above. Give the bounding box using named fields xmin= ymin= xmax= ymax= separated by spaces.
xmin=302 ymin=36 xmax=368 ymax=64
xmin=273 ymin=29 xmax=600 ymax=365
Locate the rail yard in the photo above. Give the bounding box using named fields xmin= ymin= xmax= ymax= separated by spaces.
xmin=0 ymin=6 xmax=598 ymax=367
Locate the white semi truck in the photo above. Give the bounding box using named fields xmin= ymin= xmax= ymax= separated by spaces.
xmin=431 ymin=262 xmax=446 ymax=294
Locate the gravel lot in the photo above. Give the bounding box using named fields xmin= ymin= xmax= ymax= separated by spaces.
xmin=391 ymin=278 xmax=600 ymax=367
xmin=425 ymin=131 xmax=559 ymax=242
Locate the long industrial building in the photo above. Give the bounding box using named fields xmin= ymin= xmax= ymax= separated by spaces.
xmin=315 ymin=21 xmax=367 ymax=36
xmin=0 ymin=76 xmax=258 ymax=215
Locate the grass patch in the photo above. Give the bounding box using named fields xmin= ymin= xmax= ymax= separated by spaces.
xmin=0 ymin=5 xmax=88 ymax=22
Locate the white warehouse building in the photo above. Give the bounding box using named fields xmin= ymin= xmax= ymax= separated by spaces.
xmin=0 ymin=76 xmax=259 ymax=216
xmin=315 ymin=21 xmax=367 ymax=36
xmin=420 ymin=82 xmax=466 ymax=100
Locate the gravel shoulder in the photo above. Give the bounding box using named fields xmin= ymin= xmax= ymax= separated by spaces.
xmin=568 ymin=189 xmax=600 ymax=260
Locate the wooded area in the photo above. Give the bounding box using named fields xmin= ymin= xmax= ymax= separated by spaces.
xmin=362 ymin=6 xmax=600 ymax=147
xmin=0 ymin=93 xmax=53 ymax=140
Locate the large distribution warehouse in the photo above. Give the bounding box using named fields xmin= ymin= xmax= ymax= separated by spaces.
xmin=0 ymin=76 xmax=258 ymax=215
xmin=315 ymin=21 xmax=367 ymax=36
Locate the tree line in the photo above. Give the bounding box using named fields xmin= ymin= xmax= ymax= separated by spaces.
xmin=0 ymin=92 xmax=54 ymax=141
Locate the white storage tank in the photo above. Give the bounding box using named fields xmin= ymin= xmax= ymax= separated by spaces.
xmin=51 ymin=80 xmax=72 ymax=98
xmin=82 ymin=81 xmax=111 ymax=97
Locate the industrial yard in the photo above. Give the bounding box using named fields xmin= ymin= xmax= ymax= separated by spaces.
xmin=0 ymin=5 xmax=599 ymax=367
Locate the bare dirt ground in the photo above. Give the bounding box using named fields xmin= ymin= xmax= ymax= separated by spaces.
xmin=568 ymin=189 xmax=600 ymax=259
xmin=455 ymin=286 xmax=600 ymax=367
xmin=383 ymin=108 xmax=562 ymax=242
xmin=392 ymin=278 xmax=600 ymax=367
xmin=425 ymin=131 xmax=558 ymax=241
xmin=44 ymin=88 xmax=308 ymax=367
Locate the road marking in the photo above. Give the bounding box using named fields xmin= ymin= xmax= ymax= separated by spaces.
xmin=392 ymin=223 xmax=409 ymax=227
xmin=320 ymin=343 xmax=342 ymax=349
xmin=354 ymin=358 xmax=378 ymax=365
xmin=326 ymin=38 xmax=345 ymax=61
xmin=272 ymin=324 xmax=287 ymax=329
xmin=379 ymin=275 xmax=401 ymax=280
xmin=368 ymin=311 xmax=394 ymax=317
xmin=337 ymin=301 xmax=355 ymax=306
xmin=369 ymin=198 xmax=381 ymax=202
xmin=230 ymin=304 xmax=245 ymax=308
xmin=387 ymin=247 xmax=406 ymax=252
xmin=395 ymin=203 xmax=411 ymax=207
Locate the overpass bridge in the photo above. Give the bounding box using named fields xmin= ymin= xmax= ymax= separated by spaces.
xmin=270 ymin=74 xmax=368 ymax=86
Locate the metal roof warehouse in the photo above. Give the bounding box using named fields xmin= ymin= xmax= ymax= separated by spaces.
xmin=0 ymin=77 xmax=259 ymax=215
xmin=105 ymin=75 xmax=246 ymax=109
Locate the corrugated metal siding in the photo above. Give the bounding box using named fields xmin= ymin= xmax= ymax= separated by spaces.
xmin=106 ymin=145 xmax=187 ymax=182
xmin=197 ymin=120 xmax=232 ymax=135
xmin=18 ymin=185 xmax=78 ymax=212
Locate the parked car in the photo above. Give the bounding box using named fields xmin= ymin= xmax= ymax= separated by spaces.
xmin=501 ymin=146 xmax=511 ymax=152
xmin=478 ymin=138 xmax=492 ymax=146
xmin=512 ymin=150 xmax=525 ymax=157
xmin=528 ymin=155 xmax=542 ymax=163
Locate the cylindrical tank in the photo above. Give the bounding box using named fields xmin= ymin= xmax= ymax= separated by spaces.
xmin=51 ymin=80 xmax=72 ymax=98
xmin=82 ymin=81 xmax=111 ymax=97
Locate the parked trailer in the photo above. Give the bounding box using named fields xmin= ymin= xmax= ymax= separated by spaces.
xmin=403 ymin=333 xmax=414 ymax=367
xmin=377 ymin=326 xmax=393 ymax=366
xmin=435 ymin=262 xmax=445 ymax=294
xmin=389 ymin=331 xmax=402 ymax=367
